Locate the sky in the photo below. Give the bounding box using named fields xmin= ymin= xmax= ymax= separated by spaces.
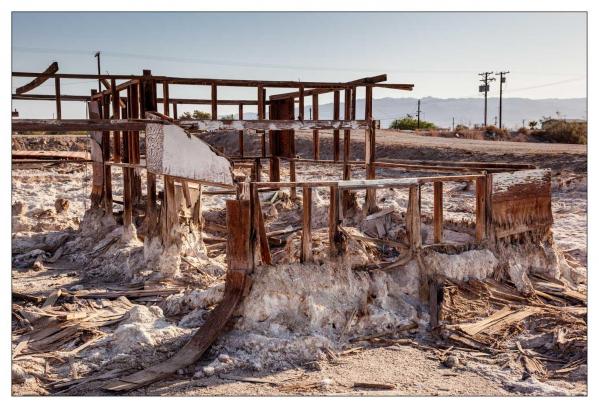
xmin=11 ymin=12 xmax=587 ymax=119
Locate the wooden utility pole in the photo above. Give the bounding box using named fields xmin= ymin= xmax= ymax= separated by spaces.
xmin=478 ymin=72 xmax=495 ymax=127
xmin=496 ymin=71 xmax=509 ymax=129
xmin=416 ymin=99 xmax=421 ymax=129
xmin=94 ymin=52 xmax=101 ymax=92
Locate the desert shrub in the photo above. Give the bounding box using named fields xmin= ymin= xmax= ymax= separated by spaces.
xmin=517 ymin=127 xmax=530 ymax=136
xmin=389 ymin=117 xmax=436 ymax=130
xmin=483 ymin=125 xmax=509 ymax=138
xmin=220 ymin=114 xmax=235 ymax=120
xmin=542 ymin=121 xmax=587 ymax=144
xmin=179 ymin=110 xmax=211 ymax=119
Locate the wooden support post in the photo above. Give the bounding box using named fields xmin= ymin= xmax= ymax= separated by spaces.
xmin=476 ymin=175 xmax=487 ymax=242
xmin=251 ymin=183 xmax=272 ymax=265
xmin=364 ymin=85 xmax=377 ymax=214
xmin=181 ymin=180 xmax=192 ymax=208
xmin=298 ymin=86 xmax=304 ymax=120
xmin=238 ymin=104 xmax=244 ymax=157
xmin=258 ymin=86 xmax=266 ymax=158
xmin=192 ymin=184 xmax=203 ymax=228
xmin=485 ymin=173 xmax=494 ymax=242
xmin=101 ymin=94 xmax=113 ymax=214
xmin=121 ymin=103 xmax=132 ymax=228
xmin=226 ymin=199 xmax=254 ymax=273
xmin=433 ymin=181 xmax=443 ymax=244
xmin=351 ymin=86 xmax=357 ymax=120
xmin=141 ymin=69 xmax=159 ymax=237
xmin=429 ymin=278 xmax=440 ymax=330
xmin=173 ymin=103 xmax=178 ymax=120
xmin=54 ymin=77 xmax=61 ymax=120
xmin=88 ymin=95 xmax=104 ymax=208
xmin=110 ymin=79 xmax=121 ymax=163
xmin=329 ymin=185 xmax=342 ymax=257
xmin=254 ymin=158 xmax=262 ymax=182
xmin=300 ymin=186 xmax=313 ymax=263
xmin=343 ymin=87 xmax=351 ymax=179
xmin=407 ymin=185 xmax=422 ymax=250
xmin=128 ymin=83 xmax=142 ymax=206
xmin=289 ymin=160 xmax=297 ymax=201
xmin=211 ymin=83 xmax=217 ymax=120
xmin=312 ymin=93 xmax=319 ymax=160
xmin=163 ymin=81 xmax=170 ymax=117
xmin=333 ymin=90 xmax=340 ymax=162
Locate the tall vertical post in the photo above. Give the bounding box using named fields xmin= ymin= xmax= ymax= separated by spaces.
xmin=162 ymin=81 xmax=170 ymax=117
xmin=333 ymin=90 xmax=340 ymax=162
xmin=211 ymin=83 xmax=217 ymax=120
xmin=88 ymin=93 xmax=104 ymax=209
xmin=238 ymin=104 xmax=244 ymax=157
xmin=300 ymin=186 xmax=313 ymax=263
xmin=475 ymin=175 xmax=487 ymax=242
xmin=258 ymin=85 xmax=266 ymax=157
xmin=364 ymin=85 xmax=377 ymax=214
xmin=407 ymin=185 xmax=422 ymax=250
xmin=343 ymin=87 xmax=351 ymax=179
xmin=298 ymin=86 xmax=304 ymax=120
xmin=141 ymin=70 xmax=158 ymax=237
xmin=110 ymin=78 xmax=121 ymax=163
xmin=312 ymin=93 xmax=319 ymax=160
xmin=328 ymin=185 xmax=342 ymax=257
xmin=54 ymin=77 xmax=61 ymax=120
xmin=101 ymin=93 xmax=113 ymax=215
xmin=433 ymin=181 xmax=443 ymax=243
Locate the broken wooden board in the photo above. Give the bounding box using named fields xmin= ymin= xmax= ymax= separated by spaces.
xmin=491 ymin=169 xmax=552 ymax=239
xmin=145 ymin=120 xmax=234 ymax=186
xmin=456 ymin=306 xmax=539 ymax=337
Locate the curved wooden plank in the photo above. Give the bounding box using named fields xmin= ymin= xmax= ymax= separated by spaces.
xmin=15 ymin=62 xmax=59 ymax=95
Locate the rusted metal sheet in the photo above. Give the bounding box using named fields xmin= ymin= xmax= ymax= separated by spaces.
xmin=491 ymin=169 xmax=553 ymax=238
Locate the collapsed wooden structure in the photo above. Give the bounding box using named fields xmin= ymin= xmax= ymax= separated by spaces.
xmin=12 ymin=62 xmax=554 ymax=391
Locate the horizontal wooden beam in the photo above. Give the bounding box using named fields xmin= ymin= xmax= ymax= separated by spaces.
xmin=269 ymin=74 xmax=389 ymax=101
xmin=12 ymin=93 xmax=91 ymax=101
xmin=13 ymin=72 xmax=388 ymax=89
xmin=12 ymin=119 xmax=153 ymax=132
xmin=373 ymin=83 xmax=414 ymax=90
xmin=15 ymin=62 xmax=59 ymax=94
xmin=179 ymin=119 xmax=369 ymax=131
xmin=157 ymin=98 xmax=267 ymax=106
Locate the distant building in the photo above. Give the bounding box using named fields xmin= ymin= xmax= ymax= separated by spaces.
xmin=541 ymin=118 xmax=586 ymax=129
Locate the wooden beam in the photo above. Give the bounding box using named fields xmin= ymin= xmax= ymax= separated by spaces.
xmin=211 ymin=83 xmax=218 ymax=119
xmin=364 ymin=85 xmax=377 ymax=214
xmin=374 ymin=83 xmax=414 ymax=90
xmin=163 ymin=81 xmax=170 ymax=117
xmin=12 ymin=93 xmax=90 ymax=101
xmin=406 ymin=185 xmax=422 ymax=250
xmin=251 ymin=184 xmax=272 ymax=265
xmin=475 ymin=175 xmax=487 ymax=242
xmin=433 ymin=182 xmax=443 ymax=244
xmin=343 ymin=87 xmax=351 ymax=178
xmin=268 ymin=74 xmax=388 ymax=100
xmin=333 ymin=90 xmax=340 ymax=162
xmin=312 ymin=94 xmax=319 ymax=160
xmin=101 ymin=94 xmax=113 ymax=215
xmin=328 ymin=185 xmax=341 ymax=257
xmin=111 ymin=79 xmax=121 ymax=163
xmin=238 ymin=104 xmax=244 ymax=157
xmin=300 ymin=186 xmax=313 ymax=263
xmin=54 ymin=77 xmax=62 ymax=120
xmin=15 ymin=62 xmax=59 ymax=94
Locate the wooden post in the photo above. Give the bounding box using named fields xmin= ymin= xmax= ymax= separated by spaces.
xmin=433 ymin=181 xmax=443 ymax=244
xmin=254 ymin=158 xmax=262 ymax=182
xmin=238 ymin=104 xmax=244 ymax=157
xmin=289 ymin=159 xmax=297 ymax=200
xmin=192 ymin=183 xmax=203 ymax=228
xmin=476 ymin=175 xmax=487 ymax=242
xmin=110 ymin=79 xmax=121 ymax=163
xmin=364 ymin=85 xmax=377 ymax=214
xmin=122 ymin=103 xmax=132 ymax=228
xmin=343 ymin=87 xmax=351 ymax=179
xmin=173 ymin=103 xmax=178 ymax=120
xmin=162 ymin=175 xmax=179 ymax=246
xmin=226 ymin=199 xmax=254 ymax=274
xmin=258 ymin=86 xmax=266 ymax=158
xmin=351 ymin=85 xmax=357 ymax=120
xmin=329 ymin=185 xmax=342 ymax=257
xmin=300 ymin=186 xmax=313 ymax=263
xmin=407 ymin=185 xmax=422 ymax=250
xmin=101 ymin=94 xmax=113 ymax=214
xmin=251 ymin=183 xmax=272 ymax=265
xmin=163 ymin=81 xmax=170 ymax=117
xmin=211 ymin=83 xmax=217 ymax=120
xmin=88 ymin=95 xmax=104 ymax=208
xmin=485 ymin=173 xmax=494 ymax=242
xmin=298 ymin=86 xmax=304 ymax=120
xmin=312 ymin=93 xmax=319 ymax=160
xmin=429 ymin=278 xmax=440 ymax=330
xmin=129 ymin=83 xmax=142 ymax=206
xmin=54 ymin=77 xmax=61 ymax=120
xmin=333 ymin=90 xmax=340 ymax=162
xmin=141 ymin=70 xmax=158 ymax=237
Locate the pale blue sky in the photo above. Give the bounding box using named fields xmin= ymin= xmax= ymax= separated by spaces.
xmin=12 ymin=12 xmax=587 ymax=118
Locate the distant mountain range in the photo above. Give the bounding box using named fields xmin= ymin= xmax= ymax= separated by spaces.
xmin=235 ymin=96 xmax=586 ymax=130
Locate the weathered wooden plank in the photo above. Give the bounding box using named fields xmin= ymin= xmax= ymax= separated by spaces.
xmin=300 ymin=186 xmax=313 ymax=263
xmin=211 ymin=83 xmax=217 ymax=120
xmin=406 ymin=185 xmax=422 ymax=249
xmin=251 ymin=184 xmax=272 ymax=265
xmin=328 ymin=185 xmax=342 ymax=257
xmin=475 ymin=176 xmax=487 ymax=242
xmin=433 ymin=181 xmax=443 ymax=244
xmin=312 ymin=93 xmax=319 ymax=160
xmin=162 ymin=81 xmax=170 ymax=117
xmin=343 ymin=87 xmax=351 ymax=178
xmin=54 ymin=77 xmax=61 ymax=120
xmin=333 ymin=90 xmax=340 ymax=162
xmin=238 ymin=104 xmax=244 ymax=157
xmin=15 ymin=62 xmax=59 ymax=94
xmin=111 ymin=79 xmax=121 ymax=163
xmin=88 ymin=98 xmax=104 ymax=208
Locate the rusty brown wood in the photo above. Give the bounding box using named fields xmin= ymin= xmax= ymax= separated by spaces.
xmin=433 ymin=181 xmax=443 ymax=244
xmin=406 ymin=185 xmax=422 ymax=250
xmin=343 ymin=87 xmax=351 ymax=178
xmin=333 ymin=90 xmax=340 ymax=162
xmin=475 ymin=175 xmax=487 ymax=242
xmin=251 ymin=184 xmax=272 ymax=265
xmin=211 ymin=83 xmax=218 ymax=119
xmin=485 ymin=173 xmax=494 ymax=242
xmin=238 ymin=104 xmax=244 ymax=157
xmin=111 ymin=79 xmax=121 ymax=163
xmin=329 ymin=185 xmax=341 ymax=257
xmin=298 ymin=86 xmax=305 ymax=120
xmin=121 ymin=101 xmax=133 ymax=228
xmin=289 ymin=159 xmax=297 ymax=200
xmin=54 ymin=77 xmax=61 ymax=120
xmin=173 ymin=103 xmax=178 ymax=120
xmin=15 ymin=62 xmax=59 ymax=94
xmin=312 ymin=93 xmax=319 ymax=160
xmin=300 ymin=186 xmax=313 ymax=263
xmin=12 ymin=93 xmax=91 ymax=101
xmin=128 ymin=83 xmax=142 ymax=206
xmin=351 ymin=85 xmax=357 ymax=120
xmin=163 ymin=81 xmax=170 ymax=117
xmin=103 ymin=199 xmax=252 ymax=392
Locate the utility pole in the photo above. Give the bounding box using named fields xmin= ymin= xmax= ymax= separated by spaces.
xmin=94 ymin=51 xmax=101 ymax=92
xmin=416 ymin=99 xmax=421 ymax=129
xmin=478 ymin=72 xmax=495 ymax=127
xmin=309 ymin=107 xmax=312 ymax=120
xmin=452 ymin=117 xmax=455 ymax=131
xmin=496 ymin=71 xmax=509 ymax=129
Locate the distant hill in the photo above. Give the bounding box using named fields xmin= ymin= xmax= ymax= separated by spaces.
xmin=314 ymin=97 xmax=587 ymax=130
xmin=237 ymin=96 xmax=586 ymax=130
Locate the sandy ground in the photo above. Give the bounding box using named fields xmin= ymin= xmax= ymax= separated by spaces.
xmin=11 ymin=132 xmax=587 ymax=396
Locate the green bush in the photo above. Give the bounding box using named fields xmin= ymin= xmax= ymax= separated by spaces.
xmin=541 ymin=121 xmax=587 ymax=144
xmin=179 ymin=110 xmax=211 ymax=119
xmin=389 ymin=117 xmax=436 ymax=130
